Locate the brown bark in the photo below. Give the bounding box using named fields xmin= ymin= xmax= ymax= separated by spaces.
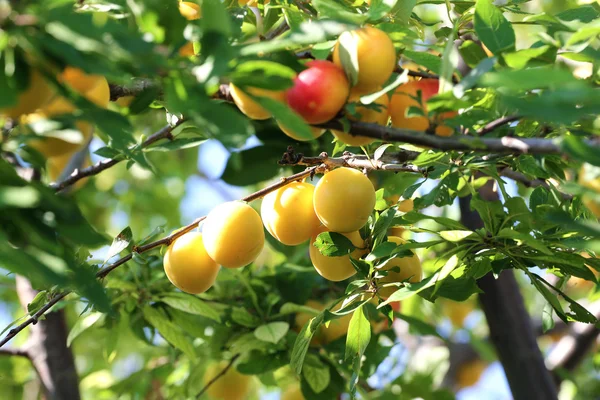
xmin=459 ymin=194 xmax=558 ymax=400
xmin=16 ymin=276 xmax=81 ymax=400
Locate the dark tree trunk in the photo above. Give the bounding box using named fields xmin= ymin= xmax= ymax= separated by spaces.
xmin=459 ymin=195 xmax=558 ymax=400
xmin=16 ymin=276 xmax=81 ymax=400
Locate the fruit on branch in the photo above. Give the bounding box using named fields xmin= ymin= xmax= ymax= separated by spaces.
xmin=261 ymin=181 xmax=322 ymax=245
xmin=441 ymin=298 xmax=475 ymax=328
xmin=294 ymin=300 xmax=327 ymax=346
xmin=566 ymin=252 xmax=599 ymax=294
xmin=332 ymin=26 xmax=396 ymax=93
xmin=579 ymin=164 xmax=600 ymax=217
xmin=309 ymin=228 xmax=366 ymax=281
xmin=47 ymin=152 xmax=91 ymax=190
xmin=285 ymin=60 xmax=350 ymax=124
xmin=179 ymin=1 xmax=201 ymax=20
xmin=203 ymin=201 xmax=265 ymax=268
xmin=313 ymin=167 xmax=376 ymax=232
xmin=332 ymin=89 xmax=389 ymax=146
xmin=115 ymin=95 xmax=135 ymax=108
xmin=1 ymin=67 xmax=55 ymax=120
xmin=455 ymin=359 xmax=487 ymax=389
xmin=277 ymin=121 xmax=325 ymax=142
xmin=203 ymin=361 xmax=252 ymax=400
xmin=281 ymin=382 xmax=305 ymax=400
xmin=389 ymin=79 xmax=456 ymax=137
xmin=163 ymin=232 xmax=220 ymax=294
xmin=27 ymin=68 xmax=109 ymax=157
xmin=229 ymin=83 xmax=285 ymax=120
xmin=238 ymin=0 xmax=270 ymax=6
xmin=377 ymin=236 xmax=422 ymax=299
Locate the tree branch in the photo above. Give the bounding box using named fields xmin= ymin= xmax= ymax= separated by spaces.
xmin=196 ymin=354 xmax=241 ymax=399
xmin=278 ymin=147 xmax=426 ymax=175
xmin=318 ymin=120 xmax=567 ymax=155
xmin=50 ymin=120 xmax=182 ymax=192
xmin=477 ymin=115 xmax=521 ymax=136
xmin=0 ymin=347 xmax=30 ymax=358
xmin=0 ymin=165 xmax=323 ymax=348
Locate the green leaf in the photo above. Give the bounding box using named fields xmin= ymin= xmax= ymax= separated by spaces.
xmin=26 ymin=290 xmax=48 ymax=315
xmin=105 ymin=227 xmax=132 ymax=264
xmin=345 ymin=305 xmax=371 ymax=361
xmin=439 ymin=230 xmax=475 ymax=242
xmin=481 ymin=66 xmax=577 ymax=91
xmin=496 ymin=229 xmax=552 ymax=255
xmin=142 ymin=307 xmax=196 ymax=360
xmin=252 ymin=97 xmax=315 ymax=141
xmin=312 ymin=0 xmax=369 ymax=25
xmin=67 ymin=312 xmax=103 ymax=347
xmin=504 ymin=46 xmax=554 ymax=70
xmin=336 ymin=30 xmax=360 ymax=86
xmin=474 ymin=0 xmax=516 ymax=55
xmin=221 ymin=145 xmax=283 ymax=186
xmin=433 ymin=255 xmax=459 ymax=296
xmin=230 ymin=61 xmax=296 ymax=91
xmin=390 ymin=0 xmax=417 ymax=24
xmin=402 ymin=49 xmax=442 ymax=74
xmin=201 ymin=0 xmax=232 ymax=37
xmin=302 ymin=354 xmax=330 ymax=394
xmin=160 ymin=293 xmax=222 ymax=323
xmin=470 ymin=194 xmax=506 ymax=234
xmin=396 ymin=211 xmax=468 ymax=230
xmin=561 ymin=136 xmax=600 ymax=167
xmin=254 ymin=322 xmax=289 ymax=344
xmin=237 ymin=350 xmax=288 ymax=374
xmin=458 ymin=40 xmax=489 ymax=69
xmin=313 ymin=232 xmax=356 ymax=257
xmin=231 ymin=307 xmax=262 ymax=328
xmin=291 ymin=312 xmax=325 ymax=375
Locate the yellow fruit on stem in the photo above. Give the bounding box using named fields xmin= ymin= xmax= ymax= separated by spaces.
xmin=1 ymin=68 xmax=54 ymax=120
xmin=261 ymin=181 xmax=322 ymax=245
xmin=309 ymin=228 xmax=366 ymax=281
xmin=332 ymin=89 xmax=388 ymax=146
xmin=377 ymin=236 xmax=422 ymax=298
xmin=60 ymin=66 xmax=105 ymax=94
xmin=456 ymin=359 xmax=487 ymax=389
xmin=333 ymin=26 xmax=396 ymax=93
xmin=203 ymin=361 xmax=251 ymax=400
xmin=389 ymin=79 xmax=456 ymax=137
xmin=277 ymin=121 xmax=325 ymax=142
xmin=179 ymin=1 xmax=201 ymax=20
xmin=313 ymin=167 xmax=376 ymax=232
xmin=202 ymin=201 xmax=265 ymax=268
xmin=163 ymin=232 xmax=220 ymax=294
xmin=281 ymin=383 xmax=305 ymax=400
xmin=442 ymin=299 xmax=474 ymax=328
xmin=229 ymin=83 xmax=285 ymax=120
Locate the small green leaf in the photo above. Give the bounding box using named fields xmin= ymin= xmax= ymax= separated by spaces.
xmin=345 ymin=305 xmax=371 ymax=361
xmin=254 ymin=322 xmax=289 ymax=344
xmin=143 ymin=307 xmax=196 ymax=360
xmin=302 ymin=354 xmax=330 ymax=394
xmin=439 ymin=230 xmax=475 ymax=242
xmin=313 ymin=232 xmax=356 ymax=257
xmin=336 ymin=30 xmax=360 ymax=86
xmin=161 ymin=293 xmax=222 ymax=323
xmin=474 ymin=0 xmax=516 ymax=55
xmin=105 ymin=227 xmax=132 ymax=264
xmin=26 ymin=290 xmax=48 ymax=315
xmin=291 ymin=312 xmax=325 ymax=375
xmin=67 ymin=312 xmax=103 ymax=347
xmin=231 ymin=307 xmax=262 ymax=328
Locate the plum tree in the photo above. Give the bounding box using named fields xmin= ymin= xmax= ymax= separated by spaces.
xmin=377 ymin=236 xmax=422 ymax=298
xmin=229 ymin=84 xmax=285 ymax=120
xmin=389 ymin=79 xmax=456 ymax=136
xmin=203 ymin=361 xmax=251 ymax=400
xmin=285 ymin=60 xmax=350 ymax=124
xmin=309 ymin=229 xmax=366 ymax=282
xmin=261 ymin=181 xmax=322 ymax=246
xmin=163 ymin=232 xmax=220 ymax=294
xmin=313 ymin=167 xmax=376 ymax=233
xmin=332 ymin=26 xmax=396 ymax=93
xmin=202 ymin=201 xmax=265 ymax=268
xmin=332 ymin=90 xmax=389 ymax=146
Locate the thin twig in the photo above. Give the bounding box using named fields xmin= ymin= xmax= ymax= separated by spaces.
xmin=0 ymin=166 xmax=321 ymax=348
xmin=477 ymin=115 xmax=521 ymax=136
xmin=196 ymin=354 xmax=241 ymax=399
xmin=0 ymin=347 xmax=30 ymax=358
xmin=51 ymin=121 xmax=182 ymax=192
xmin=279 ymin=147 xmax=425 ymax=175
